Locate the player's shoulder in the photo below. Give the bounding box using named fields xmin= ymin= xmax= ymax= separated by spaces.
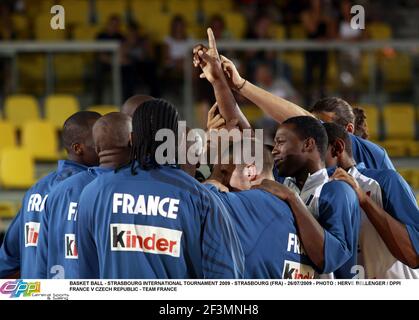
xmin=26 ymin=170 xmax=59 ymax=194
xmin=350 ymin=134 xmax=385 ymax=152
xmin=360 ymin=167 xmax=401 ymax=185
xmin=321 ymin=179 xmax=357 ymax=202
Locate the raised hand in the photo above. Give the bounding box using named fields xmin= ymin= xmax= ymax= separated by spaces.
xmin=220 ymin=55 xmax=246 ymax=91
xmin=251 ymin=179 xmax=296 ymax=202
xmin=206 ymin=102 xmax=226 ymax=131
xmin=192 ymin=28 xmax=224 ymax=84
xmin=331 ymin=168 xmax=366 ymax=204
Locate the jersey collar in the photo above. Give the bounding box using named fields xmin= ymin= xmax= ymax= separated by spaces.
xmin=284 ymin=168 xmax=329 ymax=195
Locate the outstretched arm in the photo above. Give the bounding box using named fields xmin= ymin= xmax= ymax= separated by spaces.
xmin=193 ymin=29 xmax=251 ymax=130
xmin=252 ymin=180 xmax=325 ymax=270
xmin=332 ymin=168 xmax=419 ymax=268
xmin=220 ymin=55 xmax=313 ymax=123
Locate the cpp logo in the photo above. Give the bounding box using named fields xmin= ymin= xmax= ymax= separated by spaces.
xmin=0 ymin=280 xmax=41 ymax=298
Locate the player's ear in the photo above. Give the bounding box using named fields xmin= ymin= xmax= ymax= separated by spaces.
xmin=346 ymin=123 xmax=354 ymax=134
xmin=303 ymin=137 xmax=316 ymax=153
xmin=72 ymin=142 xmax=83 ymax=156
xmin=246 ymin=164 xmax=257 ymax=182
xmin=334 ymin=138 xmax=345 ymax=155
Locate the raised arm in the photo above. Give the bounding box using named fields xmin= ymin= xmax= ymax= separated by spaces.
xmin=193 ymin=28 xmax=251 ymax=130
xmin=220 ymin=55 xmax=313 ymax=123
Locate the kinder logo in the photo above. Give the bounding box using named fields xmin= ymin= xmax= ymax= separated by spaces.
xmin=25 ymin=222 xmax=40 ymax=247
xmin=282 ymin=260 xmax=315 ymax=279
xmin=65 ymin=234 xmax=78 ymax=259
xmin=110 ymin=224 xmax=182 ymax=257
xmin=0 ymin=280 xmax=41 ymax=298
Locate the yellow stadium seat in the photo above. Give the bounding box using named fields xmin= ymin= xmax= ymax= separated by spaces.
xmin=131 ymin=0 xmax=164 ymax=26
xmin=145 ymin=13 xmax=174 ymax=42
xmin=282 ymin=52 xmax=305 ymax=83
xmin=359 ymin=104 xmax=380 ymax=141
xmin=378 ymin=140 xmax=409 ymax=157
xmin=60 ymin=0 xmax=90 ymax=25
xmin=410 ymin=170 xmax=419 ymax=189
xmin=35 ymin=14 xmax=67 ymax=41
xmin=408 ymin=141 xmax=419 ymax=157
xmin=240 ymin=105 xmax=264 ymax=123
xmin=167 ymin=0 xmax=197 ymax=24
xmin=12 ymin=14 xmax=29 ymax=38
xmin=73 ymin=24 xmax=101 ymax=40
xmin=368 ymin=22 xmax=392 ymax=40
xmin=223 ymin=12 xmax=247 ymax=39
xmin=22 ymin=121 xmax=59 ymax=161
xmin=0 ymin=202 xmax=17 ymax=219
xmin=4 ymin=95 xmax=40 ymax=128
xmin=87 ymin=105 xmax=119 ymax=115
xmin=383 ymin=103 xmax=415 ymax=140
xmin=271 ymin=24 xmax=285 ymax=40
xmin=381 ymin=53 xmax=412 ymax=92
xmin=397 ymin=168 xmax=414 ymax=186
xmin=290 ymin=24 xmax=306 ymax=39
xmin=53 ymin=54 xmax=86 ymax=93
xmin=203 ymin=0 xmax=232 ymax=17
xmin=96 ymin=0 xmax=127 ymax=23
xmin=0 ymin=121 xmax=17 ymax=158
xmin=0 ymin=147 xmax=35 ymax=189
xmin=45 ymin=95 xmax=80 ymax=129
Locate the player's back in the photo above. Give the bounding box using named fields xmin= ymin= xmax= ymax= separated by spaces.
xmin=350 ymin=134 xmax=395 ymax=170
xmin=206 ymin=186 xmax=316 ymax=279
xmin=356 ymin=167 xmax=419 ymax=278
xmin=0 ymin=160 xmax=87 ymax=278
xmin=37 ymin=168 xmax=110 ymax=279
xmin=77 ymin=165 xmax=244 ymax=279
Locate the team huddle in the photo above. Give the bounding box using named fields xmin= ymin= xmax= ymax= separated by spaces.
xmin=0 ymin=29 xmax=418 ymax=279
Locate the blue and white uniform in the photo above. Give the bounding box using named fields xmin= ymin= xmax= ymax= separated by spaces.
xmin=76 ymin=164 xmax=244 ymax=279
xmin=283 ymin=169 xmax=361 ymax=279
xmin=0 ymin=160 xmax=88 ymax=278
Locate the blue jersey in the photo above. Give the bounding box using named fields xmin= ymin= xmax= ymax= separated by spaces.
xmin=76 ymin=164 xmax=244 ymax=279
xmin=0 ymin=160 xmax=88 ymax=278
xmin=359 ymin=167 xmax=419 ymax=257
xmin=205 ymin=185 xmax=316 ymax=279
xmin=284 ymin=169 xmax=361 ymax=279
xmin=350 ymin=134 xmax=395 ymax=170
xmin=35 ymin=167 xmax=113 ymax=279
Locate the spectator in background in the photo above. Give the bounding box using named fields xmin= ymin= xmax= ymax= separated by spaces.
xmin=338 ymin=0 xmax=364 ymax=102
xmin=94 ymin=15 xmax=125 ymax=104
xmin=0 ymin=3 xmax=16 ymax=96
xmin=254 ymin=63 xmax=301 ymax=144
xmin=208 ymin=14 xmax=232 ymax=40
xmin=163 ymin=15 xmax=191 ymax=95
xmin=120 ymin=22 xmax=160 ymax=99
xmin=301 ymin=0 xmax=337 ymax=106
xmin=245 ymin=15 xmax=277 ymax=81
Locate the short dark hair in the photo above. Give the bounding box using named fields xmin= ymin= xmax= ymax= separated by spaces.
xmin=283 ymin=116 xmax=328 ymax=160
xmin=130 ymin=99 xmax=179 ymax=172
xmin=310 ymin=97 xmax=355 ymax=128
xmin=323 ymin=122 xmax=353 ymax=157
xmin=62 ymin=111 xmax=101 ymax=151
xmin=353 ymin=107 xmax=369 ymax=139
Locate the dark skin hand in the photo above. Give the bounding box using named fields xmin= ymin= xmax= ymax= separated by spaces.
xmin=331 ymin=168 xmax=419 ymax=268
xmin=252 ymin=179 xmax=326 ymax=270
xmin=193 ymin=28 xmax=251 ymax=131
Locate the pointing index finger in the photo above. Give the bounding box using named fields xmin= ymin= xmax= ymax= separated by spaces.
xmin=207 ymin=27 xmax=218 ymax=53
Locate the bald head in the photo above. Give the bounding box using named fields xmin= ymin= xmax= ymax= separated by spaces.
xmin=121 ymin=94 xmax=154 ymax=117
xmin=93 ymin=112 xmax=132 ymax=153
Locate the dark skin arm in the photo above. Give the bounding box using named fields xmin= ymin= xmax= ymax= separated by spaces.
xmin=253 ymin=180 xmax=325 ymax=270
xmin=332 ymin=168 xmax=419 ymax=268
xmin=193 ymin=28 xmax=251 ymax=130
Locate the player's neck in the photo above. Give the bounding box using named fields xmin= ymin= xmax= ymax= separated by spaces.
xmin=339 ymin=154 xmax=356 ymax=171
xmin=98 ymin=148 xmax=130 ymax=169
xmin=295 ymin=159 xmax=324 ymax=189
